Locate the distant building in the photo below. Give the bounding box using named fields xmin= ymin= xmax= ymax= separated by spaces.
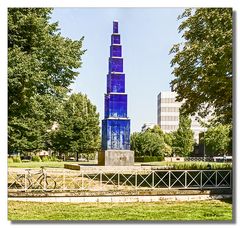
xmin=141 ymin=123 xmax=156 ymax=132
xmin=157 ymin=91 xmax=209 ymax=143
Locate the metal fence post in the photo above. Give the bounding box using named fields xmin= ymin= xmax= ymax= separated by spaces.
xmin=152 ymin=171 xmax=155 ymax=188
xmin=135 ymin=171 xmax=138 ymax=189
xmin=230 ymin=171 xmax=232 ymax=189
xmin=63 ymin=170 xmax=65 ymax=191
xmin=200 ymin=170 xmax=203 ymax=189
xmin=100 ymin=171 xmax=102 ymax=190
xmin=43 ymin=170 xmax=47 ymax=191
xmin=185 ymin=171 xmax=187 ymax=188
xmin=118 ymin=172 xmax=120 ymax=188
xmin=215 ymin=171 xmax=218 ymax=187
xmin=168 ymin=171 xmax=171 ymax=189
xmin=81 ymin=172 xmax=84 ymax=190
xmin=24 ymin=170 xmax=27 ymax=192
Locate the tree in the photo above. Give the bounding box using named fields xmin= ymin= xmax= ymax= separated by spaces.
xmin=51 ymin=93 xmax=100 ymax=160
xmin=163 ymin=132 xmax=174 ymax=147
xmin=204 ymin=124 xmax=231 ymax=156
xmin=172 ymin=114 xmax=195 ymax=157
xmin=146 ymin=125 xmax=164 ymax=137
xmin=170 ymin=8 xmax=232 ymax=125
xmin=130 ymin=132 xmax=141 ymax=155
xmin=8 ymin=8 xmax=85 ymax=154
xmin=147 ymin=125 xmax=173 ymax=156
xmin=130 ymin=131 xmax=165 ymax=158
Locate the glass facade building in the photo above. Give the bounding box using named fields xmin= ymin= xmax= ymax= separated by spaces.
xmin=102 ymin=21 xmax=130 ymax=150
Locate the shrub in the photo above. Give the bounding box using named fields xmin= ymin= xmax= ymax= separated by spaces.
xmin=48 ymin=156 xmax=60 ymax=162
xmin=135 ymin=157 xmax=144 ymax=162
xmin=8 ymin=157 xmax=14 ymax=163
xmin=41 ymin=156 xmax=49 ymax=162
xmin=170 ymin=162 xmax=232 ymax=170
xmin=135 ymin=156 xmax=163 ymax=163
xmin=32 ymin=155 xmax=41 ymax=162
xmin=12 ymin=156 xmax=21 ymax=163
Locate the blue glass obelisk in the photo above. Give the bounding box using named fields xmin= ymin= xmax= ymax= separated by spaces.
xmin=98 ymin=21 xmax=134 ymax=166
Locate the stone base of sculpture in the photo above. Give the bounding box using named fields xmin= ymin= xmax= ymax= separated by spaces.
xmin=98 ymin=150 xmax=134 ymax=166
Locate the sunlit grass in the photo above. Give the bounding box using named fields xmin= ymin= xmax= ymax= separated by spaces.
xmin=8 ymin=160 xmax=231 ymax=170
xmin=8 ymin=199 xmax=232 ymax=221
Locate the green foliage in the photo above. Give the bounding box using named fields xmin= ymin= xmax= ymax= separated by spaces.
xmin=8 ymin=157 xmax=14 ymax=163
xmin=204 ymin=124 xmax=231 ymax=156
xmin=135 ymin=156 xmax=163 ymax=162
xmin=8 ymin=8 xmax=85 ymax=154
xmin=163 ymin=133 xmax=174 ymax=146
xmin=48 ymin=156 xmax=60 ymax=162
xmin=169 ymin=162 xmax=232 ymax=170
xmin=51 ymin=93 xmax=100 ymax=158
xmin=32 ymin=155 xmax=42 ymax=162
xmin=162 ymin=143 xmax=172 ymax=156
xmin=131 ymin=126 xmax=176 ymax=158
xmin=131 ymin=131 xmax=165 ymax=158
xmin=146 ymin=125 xmax=164 ymax=137
xmin=170 ymin=8 xmax=232 ymax=124
xmin=172 ymin=114 xmax=195 ymax=157
xmin=41 ymin=156 xmax=49 ymax=162
xmin=12 ymin=156 xmax=22 ymax=163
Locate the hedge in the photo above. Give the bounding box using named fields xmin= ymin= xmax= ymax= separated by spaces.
xmin=135 ymin=156 xmax=163 ymax=162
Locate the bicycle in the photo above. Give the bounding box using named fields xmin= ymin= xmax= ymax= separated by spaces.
xmin=9 ymin=166 xmax=57 ymax=190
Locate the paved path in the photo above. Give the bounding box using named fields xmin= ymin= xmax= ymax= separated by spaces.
xmin=8 ymin=194 xmax=232 ymax=203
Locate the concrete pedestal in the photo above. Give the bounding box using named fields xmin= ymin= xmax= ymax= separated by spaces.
xmin=98 ymin=150 xmax=134 ymax=166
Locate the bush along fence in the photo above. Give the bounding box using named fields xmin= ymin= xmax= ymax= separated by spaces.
xmin=8 ymin=169 xmax=232 ymax=192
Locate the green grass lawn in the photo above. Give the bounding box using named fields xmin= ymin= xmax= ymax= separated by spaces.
xmin=8 ymin=161 xmax=87 ymax=169
xmin=8 ymin=160 xmax=231 ymax=170
xmin=8 ymin=199 xmax=232 ymax=221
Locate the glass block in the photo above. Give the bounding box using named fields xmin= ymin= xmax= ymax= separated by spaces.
xmin=107 ymin=73 xmax=125 ymax=93
xmin=109 ymin=58 xmax=123 ymax=72
xmin=102 ymin=119 xmax=130 ymax=150
xmin=113 ymin=21 xmax=118 ymax=33
xmin=111 ymin=34 xmax=120 ymax=44
xmin=110 ymin=45 xmax=122 ymax=57
xmin=104 ymin=94 xmax=127 ymax=118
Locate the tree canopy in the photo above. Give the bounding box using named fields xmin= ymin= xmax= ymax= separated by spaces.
xmin=170 ymin=8 xmax=232 ymax=125
xmin=130 ymin=131 xmax=165 ymax=158
xmin=51 ymin=93 xmax=100 ymax=160
xmin=172 ymin=114 xmax=195 ymax=157
xmin=204 ymin=124 xmax=231 ymax=156
xmin=8 ymin=8 xmax=85 ymax=154
xmin=131 ymin=125 xmax=174 ymax=158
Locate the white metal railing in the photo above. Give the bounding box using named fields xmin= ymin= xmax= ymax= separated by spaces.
xmin=184 ymin=157 xmax=214 ymax=162
xmin=8 ymin=169 xmax=232 ymax=192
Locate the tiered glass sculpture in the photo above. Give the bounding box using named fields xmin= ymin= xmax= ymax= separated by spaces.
xmin=102 ymin=21 xmax=130 ymax=150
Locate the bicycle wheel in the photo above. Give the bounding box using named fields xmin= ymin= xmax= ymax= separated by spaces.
xmin=39 ymin=176 xmax=57 ymax=190
xmin=46 ymin=176 xmax=57 ymax=190
xmin=15 ymin=175 xmax=31 ymax=189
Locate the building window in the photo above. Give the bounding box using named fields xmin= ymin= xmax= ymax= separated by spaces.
xmin=160 ymin=98 xmax=176 ymax=103
xmin=161 ymin=107 xmax=179 ymax=112
xmin=161 ymin=125 xmax=178 ymax=131
xmin=160 ymin=116 xmax=179 ymax=121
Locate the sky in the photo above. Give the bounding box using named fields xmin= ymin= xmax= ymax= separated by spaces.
xmin=50 ymin=8 xmax=184 ymax=133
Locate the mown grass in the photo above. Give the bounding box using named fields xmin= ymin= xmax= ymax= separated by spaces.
xmin=8 ymin=160 xmax=232 ymax=170
xmin=8 ymin=161 xmax=87 ymax=169
xmin=144 ymin=161 xmax=232 ymax=170
xmin=8 ymin=199 xmax=232 ymax=221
